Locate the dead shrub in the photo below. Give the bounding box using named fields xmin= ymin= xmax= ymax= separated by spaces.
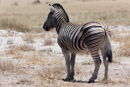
xmin=26 ymin=52 xmax=45 ymax=64
xmin=6 ymin=39 xmax=14 ymax=44
xmin=38 ymin=66 xmax=66 ymax=80
xmin=16 ymin=79 xmax=33 ymax=85
xmin=5 ymin=45 xmax=23 ymax=58
xmin=0 ymin=60 xmax=20 ymax=72
xmin=45 ymin=1 xmax=49 ymax=4
xmin=26 ymin=52 xmax=63 ymax=65
xmin=23 ymin=34 xmax=35 ymax=44
xmin=32 ymin=0 xmax=41 ymax=4
xmin=118 ymin=49 xmax=130 ymax=57
xmin=111 ymin=29 xmax=130 ymax=57
xmin=44 ymin=38 xmax=53 ymax=46
xmin=117 ymin=36 xmax=130 ymax=57
xmin=38 ymin=64 xmax=82 ymax=81
xmin=19 ymin=45 xmax=35 ymax=51
xmin=13 ymin=2 xmax=18 ymax=6
xmin=5 ymin=45 xmax=35 ymax=59
xmin=111 ymin=30 xmax=122 ymax=42
xmin=38 ymin=33 xmax=46 ymax=39
xmin=6 ymin=45 xmax=20 ymax=55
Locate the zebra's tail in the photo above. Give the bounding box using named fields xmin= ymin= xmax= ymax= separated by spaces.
xmin=105 ymin=28 xmax=113 ymax=63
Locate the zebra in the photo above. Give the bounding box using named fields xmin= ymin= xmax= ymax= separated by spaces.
xmin=43 ymin=3 xmax=112 ymax=83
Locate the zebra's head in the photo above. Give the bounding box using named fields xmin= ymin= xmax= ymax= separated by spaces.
xmin=43 ymin=3 xmax=69 ymax=31
xmin=43 ymin=4 xmax=56 ymax=31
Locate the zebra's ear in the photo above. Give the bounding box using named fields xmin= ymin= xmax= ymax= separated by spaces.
xmin=49 ymin=4 xmax=55 ymax=13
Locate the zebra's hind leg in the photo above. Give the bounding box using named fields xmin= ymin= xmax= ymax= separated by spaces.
xmin=70 ymin=53 xmax=76 ymax=80
xmin=62 ymin=49 xmax=72 ymax=81
xmin=88 ymin=52 xmax=101 ymax=83
xmin=101 ymin=49 xmax=108 ymax=80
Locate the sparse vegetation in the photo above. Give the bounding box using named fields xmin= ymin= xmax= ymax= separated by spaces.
xmin=6 ymin=45 xmax=21 ymax=55
xmin=0 ymin=19 xmax=30 ymax=32
xmin=0 ymin=60 xmax=20 ymax=72
xmin=38 ymin=63 xmax=83 ymax=82
xmin=16 ymin=79 xmax=33 ymax=85
xmin=117 ymin=34 xmax=130 ymax=57
xmin=23 ymin=34 xmax=35 ymax=44
xmin=32 ymin=0 xmax=41 ymax=4
xmin=19 ymin=44 xmax=35 ymax=51
xmin=5 ymin=45 xmax=35 ymax=58
xmin=26 ymin=52 xmax=46 ymax=64
xmin=1 ymin=0 xmax=130 ymax=33
xmin=26 ymin=51 xmax=63 ymax=65
xmin=7 ymin=39 xmax=14 ymax=44
xmin=13 ymin=2 xmax=18 ymax=6
xmin=111 ymin=30 xmax=130 ymax=57
xmin=0 ymin=0 xmax=130 ymax=87
xmin=39 ymin=66 xmax=66 ymax=80
xmin=44 ymin=38 xmax=53 ymax=46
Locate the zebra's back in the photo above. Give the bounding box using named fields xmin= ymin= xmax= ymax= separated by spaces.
xmin=58 ymin=22 xmax=106 ymax=53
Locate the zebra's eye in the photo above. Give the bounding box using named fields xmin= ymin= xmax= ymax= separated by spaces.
xmin=48 ymin=14 xmax=53 ymax=19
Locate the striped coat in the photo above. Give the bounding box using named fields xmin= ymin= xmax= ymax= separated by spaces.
xmin=58 ymin=22 xmax=107 ymax=53
xmin=43 ymin=3 xmax=112 ymax=83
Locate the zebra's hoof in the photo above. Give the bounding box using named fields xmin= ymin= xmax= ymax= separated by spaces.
xmin=88 ymin=79 xmax=95 ymax=83
xmin=62 ymin=78 xmax=70 ymax=82
xmin=103 ymin=76 xmax=108 ymax=81
xmin=62 ymin=77 xmax=74 ymax=82
xmin=70 ymin=75 xmax=74 ymax=81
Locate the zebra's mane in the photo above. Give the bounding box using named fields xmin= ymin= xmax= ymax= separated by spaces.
xmin=52 ymin=3 xmax=69 ymax=22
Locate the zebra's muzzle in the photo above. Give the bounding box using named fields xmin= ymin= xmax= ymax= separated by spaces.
xmin=43 ymin=25 xmax=49 ymax=31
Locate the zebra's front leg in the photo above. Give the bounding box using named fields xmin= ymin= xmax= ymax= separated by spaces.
xmin=70 ymin=53 xmax=76 ymax=80
xmin=88 ymin=53 xmax=101 ymax=83
xmin=62 ymin=49 xmax=72 ymax=81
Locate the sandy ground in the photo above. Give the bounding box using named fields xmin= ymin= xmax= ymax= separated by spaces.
xmin=0 ymin=25 xmax=130 ymax=87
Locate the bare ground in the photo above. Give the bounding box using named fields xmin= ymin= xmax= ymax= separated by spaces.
xmin=0 ymin=26 xmax=130 ymax=87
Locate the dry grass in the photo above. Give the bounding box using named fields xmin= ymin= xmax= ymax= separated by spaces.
xmin=111 ymin=30 xmax=122 ymax=42
xmin=0 ymin=60 xmax=20 ymax=72
xmin=99 ymin=79 xmax=113 ymax=84
xmin=19 ymin=44 xmax=35 ymax=51
xmin=38 ymin=66 xmax=66 ymax=80
xmin=100 ymin=79 xmax=130 ymax=86
xmin=37 ymin=64 xmax=82 ymax=82
xmin=111 ymin=30 xmax=130 ymax=57
xmin=44 ymin=38 xmax=53 ymax=46
xmin=5 ymin=45 xmax=35 ymax=58
xmin=63 ymin=0 xmax=130 ymax=25
xmin=32 ymin=0 xmax=41 ymax=5
xmin=26 ymin=51 xmax=63 ymax=65
xmin=5 ymin=45 xmax=23 ymax=58
xmin=6 ymin=39 xmax=14 ymax=44
xmin=117 ymin=34 xmax=130 ymax=57
xmin=0 ymin=19 xmax=30 ymax=32
xmin=1 ymin=0 xmax=130 ymax=33
xmin=22 ymin=34 xmax=35 ymax=43
xmin=26 ymin=52 xmax=46 ymax=64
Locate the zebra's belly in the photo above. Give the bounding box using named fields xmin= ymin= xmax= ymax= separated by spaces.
xmin=58 ymin=40 xmax=89 ymax=53
xmin=68 ymin=46 xmax=89 ymax=53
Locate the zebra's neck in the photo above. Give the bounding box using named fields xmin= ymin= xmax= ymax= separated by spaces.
xmin=54 ymin=14 xmax=67 ymax=34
